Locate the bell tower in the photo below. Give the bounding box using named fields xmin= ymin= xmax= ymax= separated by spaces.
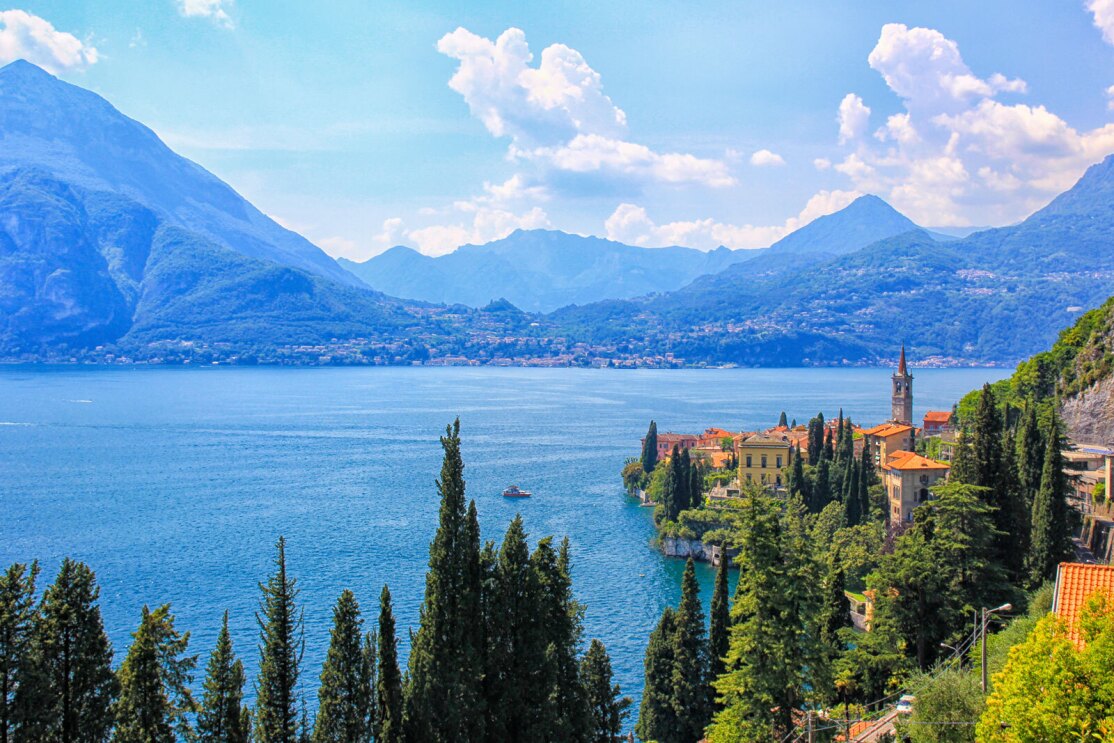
xmin=891 ymin=345 xmax=913 ymax=425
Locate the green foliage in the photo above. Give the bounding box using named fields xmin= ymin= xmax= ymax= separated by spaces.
xmin=620 ymin=459 xmax=644 ymax=495
xmin=580 ymin=640 xmax=630 ymax=743
xmin=16 ymin=558 xmax=117 ymax=742
xmin=197 ymin=611 xmax=251 ymax=743
xmin=1024 ymin=414 xmax=1074 ymax=590
xmin=898 ymin=668 xmax=983 ymax=743
xmin=977 ymin=594 xmax=1114 ymax=741
xmin=313 ymin=590 xmax=373 ymax=742
xmin=641 ymin=421 xmax=658 ymax=475
xmin=0 ymin=561 xmax=38 ymax=742
xmin=255 ymin=537 xmax=304 ymax=743
xmin=636 ymin=607 xmax=678 ymax=743
xmin=374 ymin=587 xmax=403 ymax=743
xmin=671 ymin=560 xmax=711 ymax=742
xmin=112 ymin=604 xmax=197 ymax=743
xmin=708 ymin=557 xmax=730 ymax=688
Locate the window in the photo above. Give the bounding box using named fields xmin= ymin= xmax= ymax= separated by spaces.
xmin=776 ymin=475 xmax=782 ymax=486
xmin=761 ymin=455 xmax=768 ymax=469
xmin=919 ymin=488 xmax=930 ymax=503
xmin=776 ymin=455 xmax=783 ymax=468
xmin=746 ymin=455 xmax=752 ymax=468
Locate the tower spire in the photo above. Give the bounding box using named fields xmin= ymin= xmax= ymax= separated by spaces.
xmin=898 ymin=344 xmax=907 ymax=375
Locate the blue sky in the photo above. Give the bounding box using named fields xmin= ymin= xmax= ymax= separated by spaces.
xmin=5 ymin=1 xmax=1114 ymax=258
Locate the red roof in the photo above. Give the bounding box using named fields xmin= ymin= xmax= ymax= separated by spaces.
xmin=1054 ymin=562 xmax=1114 ymax=648
xmin=884 ymin=450 xmax=949 ymax=472
xmin=924 ymin=411 xmax=953 ymax=423
xmin=862 ymin=423 xmax=913 ymax=438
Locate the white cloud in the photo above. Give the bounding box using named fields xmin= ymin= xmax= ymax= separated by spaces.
xmin=177 ymin=0 xmax=233 ymax=28
xmin=830 ymin=23 xmax=1114 ymax=226
xmin=405 ymin=206 xmax=551 ymax=256
xmin=813 ymin=157 xmax=832 ymax=170
xmin=604 ymin=189 xmax=862 ymax=250
xmin=1106 ymin=84 xmax=1114 ymax=110
xmin=437 ymin=26 xmax=733 ymax=188
xmin=750 ymin=148 xmax=786 ymax=167
xmin=1088 ymin=0 xmax=1114 ymax=46
xmin=0 ymin=10 xmax=98 ymax=73
xmin=837 ymin=93 xmax=871 ymax=144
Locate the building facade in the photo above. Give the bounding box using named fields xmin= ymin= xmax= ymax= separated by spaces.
xmin=862 ymin=423 xmax=914 ymax=467
xmin=737 ymin=433 xmax=791 ymax=488
xmin=922 ymin=411 xmax=953 ymax=436
xmin=892 ymin=345 xmax=913 ymax=426
xmin=882 ymin=450 xmax=950 ymax=523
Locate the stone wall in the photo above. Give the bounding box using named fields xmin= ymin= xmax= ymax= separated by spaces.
xmin=1061 ymin=376 xmax=1114 ymax=444
xmin=660 ymin=536 xmax=711 ymax=562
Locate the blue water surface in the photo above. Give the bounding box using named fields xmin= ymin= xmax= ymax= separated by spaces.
xmin=0 ymin=365 xmax=1009 ymax=719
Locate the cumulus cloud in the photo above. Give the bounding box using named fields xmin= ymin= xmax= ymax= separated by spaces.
xmin=604 ymin=189 xmax=862 ymax=250
xmin=830 ymin=22 xmax=1114 ymax=226
xmin=437 ymin=27 xmax=733 ymax=189
xmin=405 ymin=206 xmax=551 ymax=256
xmin=1088 ymin=0 xmax=1114 ymax=45
xmin=837 ymin=94 xmax=871 ymax=144
xmin=750 ymin=149 xmax=786 ymax=167
xmin=0 ymin=10 xmax=98 ymax=73
xmin=177 ymin=0 xmax=233 ymax=28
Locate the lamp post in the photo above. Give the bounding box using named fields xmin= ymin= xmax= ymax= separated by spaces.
xmin=981 ymin=603 xmax=1012 ymax=693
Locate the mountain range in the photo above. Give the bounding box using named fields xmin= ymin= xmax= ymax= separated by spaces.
xmin=1 ymin=59 xmax=1113 ymax=367
xmin=339 ymin=195 xmax=937 ymax=312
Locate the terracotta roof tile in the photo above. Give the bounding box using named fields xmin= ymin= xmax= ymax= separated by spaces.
xmin=924 ymin=411 xmax=953 ymax=423
xmin=1054 ymin=562 xmax=1114 ymax=649
xmin=884 ymin=452 xmax=949 ymax=472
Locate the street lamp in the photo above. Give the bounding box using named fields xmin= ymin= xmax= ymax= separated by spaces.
xmin=981 ymin=603 xmax=1012 ymax=692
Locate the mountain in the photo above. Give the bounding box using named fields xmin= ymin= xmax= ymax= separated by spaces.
xmin=766 ymin=194 xmax=925 ymax=255
xmin=546 ymin=156 xmax=1114 ymax=365
xmin=0 ymin=59 xmax=357 ymax=286
xmin=339 ymin=230 xmax=760 ymax=313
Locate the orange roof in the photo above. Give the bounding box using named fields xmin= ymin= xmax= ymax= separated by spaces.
xmin=862 ymin=423 xmax=913 ymax=437
xmin=884 ymin=451 xmax=950 ymax=472
xmin=924 ymin=411 xmax=953 ymax=423
xmin=1053 ymin=562 xmax=1114 ymax=648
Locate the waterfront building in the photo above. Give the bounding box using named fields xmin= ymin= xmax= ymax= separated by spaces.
xmin=882 ymin=450 xmax=950 ymax=523
xmin=643 ymin=432 xmax=698 ymax=460
xmin=737 ymin=432 xmax=791 ymax=488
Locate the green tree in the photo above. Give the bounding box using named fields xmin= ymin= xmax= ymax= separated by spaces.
xmin=843 ymin=461 xmax=862 ymax=527
xmin=777 ymin=412 xmax=788 ymax=428
xmin=580 ymin=640 xmax=630 ymax=743
xmin=897 ymin=669 xmax=983 ymax=743
xmin=819 ymin=558 xmax=850 ymax=652
xmin=255 ymin=537 xmax=304 ymax=743
xmin=807 ymin=414 xmax=825 ymax=466
xmin=967 ymin=384 xmax=1024 ymax=577
xmin=635 ymin=607 xmax=678 ymax=743
xmin=672 ymin=560 xmax=710 ymax=742
xmin=1013 ymin=399 xmax=1044 ymax=514
xmin=708 ymin=555 xmax=730 ymax=688
xmin=404 ymin=419 xmax=484 ymax=743
xmin=977 ymin=594 xmax=1114 ymax=741
xmin=375 ymin=587 xmax=403 ymax=743
xmin=15 ymin=558 xmax=117 ymax=743
xmin=197 ymin=611 xmax=251 ymax=743
xmin=536 ymin=537 xmax=590 ymax=741
xmin=313 ymin=590 xmax=373 ymax=742
xmin=1025 ymin=414 xmax=1074 ymax=589
xmin=112 ymin=604 xmax=197 ymax=743
xmin=641 ymin=421 xmax=659 ymax=475
xmin=813 ymin=458 xmax=832 ymax=513
xmin=0 ymin=561 xmax=38 ymax=743
xmin=788 ymin=447 xmax=812 ymax=511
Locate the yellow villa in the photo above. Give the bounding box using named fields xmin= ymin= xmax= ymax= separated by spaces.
xmin=883 ymin=450 xmax=950 ymax=523
xmin=737 ymin=433 xmax=791 ymax=489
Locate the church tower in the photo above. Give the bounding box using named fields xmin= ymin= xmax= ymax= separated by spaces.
xmin=891 ymin=345 xmax=913 ymax=425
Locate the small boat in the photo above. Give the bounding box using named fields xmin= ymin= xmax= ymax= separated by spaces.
xmin=502 ymin=485 xmax=532 ymax=498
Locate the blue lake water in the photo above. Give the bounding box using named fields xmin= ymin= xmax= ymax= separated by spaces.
xmin=0 ymin=365 xmax=1010 ymax=719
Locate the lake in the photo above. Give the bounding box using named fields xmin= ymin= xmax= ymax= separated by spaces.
xmin=0 ymin=364 xmax=1010 ymax=719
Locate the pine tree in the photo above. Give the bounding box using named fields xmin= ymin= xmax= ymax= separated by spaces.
xmin=708 ymin=554 xmax=730 ymax=689
xmin=950 ymin=431 xmax=976 ymax=485
xmin=255 ymin=536 xmax=304 ymax=743
xmin=820 ymin=558 xmax=850 ymax=650
xmin=843 ymin=461 xmax=862 ymax=527
xmin=197 ymin=611 xmax=251 ymax=743
xmin=112 ymin=604 xmax=197 ymax=743
xmin=1025 ymin=414 xmax=1074 ymax=589
xmin=15 ymin=558 xmax=116 ymax=743
xmin=313 ymin=590 xmax=373 ymax=742
xmin=777 ymin=411 xmax=788 ymax=428
xmin=375 ymin=587 xmax=403 ymax=743
xmin=635 ymin=607 xmax=678 ymax=743
xmin=0 ymin=561 xmax=37 ymax=743
xmin=580 ymin=640 xmax=630 ymax=743
xmin=641 ymin=420 xmax=659 ymax=475
xmin=672 ymin=559 xmax=711 ymax=742
xmin=404 ymin=419 xmax=484 ymax=743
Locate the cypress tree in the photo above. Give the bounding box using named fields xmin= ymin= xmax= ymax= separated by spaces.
xmin=708 ymin=554 xmax=730 ymax=689
xmin=688 ymin=451 xmax=703 ymax=510
xmin=813 ymin=458 xmax=832 ymax=512
xmin=971 ymin=384 xmax=1026 ymax=576
xmin=777 ymin=411 xmax=788 ymax=428
xmin=112 ymin=604 xmax=197 ymax=743
xmin=672 ymin=559 xmax=710 ymax=742
xmin=1015 ymin=400 xmax=1045 ymax=512
xmin=820 ymin=558 xmax=850 ymax=650
xmin=15 ymin=558 xmax=116 ymax=743
xmin=835 ymin=412 xmax=845 ymax=465
xmin=255 ymin=536 xmax=304 ymax=743
xmin=660 ymin=445 xmax=680 ymax=523
xmin=807 ymin=414 xmax=825 ymax=466
xmin=375 ymin=587 xmax=403 ymax=743
xmin=950 ymin=431 xmax=976 ymax=485
xmin=789 ymin=447 xmax=811 ymax=510
xmin=0 ymin=561 xmax=38 ymax=743
xmin=405 ymin=419 xmax=484 ymax=743
xmin=580 ymin=639 xmax=630 ymax=743
xmin=1025 ymin=415 xmax=1074 ymax=589
xmin=197 ymin=611 xmax=251 ymax=743
xmin=635 ymin=607 xmax=678 ymax=743
xmin=843 ymin=461 xmax=862 ymax=527
xmin=641 ymin=421 xmax=659 ymax=475
xmin=313 ymin=590 xmax=373 ymax=742
xmin=678 ymin=448 xmax=694 ymax=514
xmin=823 ymin=428 xmax=835 ymax=462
